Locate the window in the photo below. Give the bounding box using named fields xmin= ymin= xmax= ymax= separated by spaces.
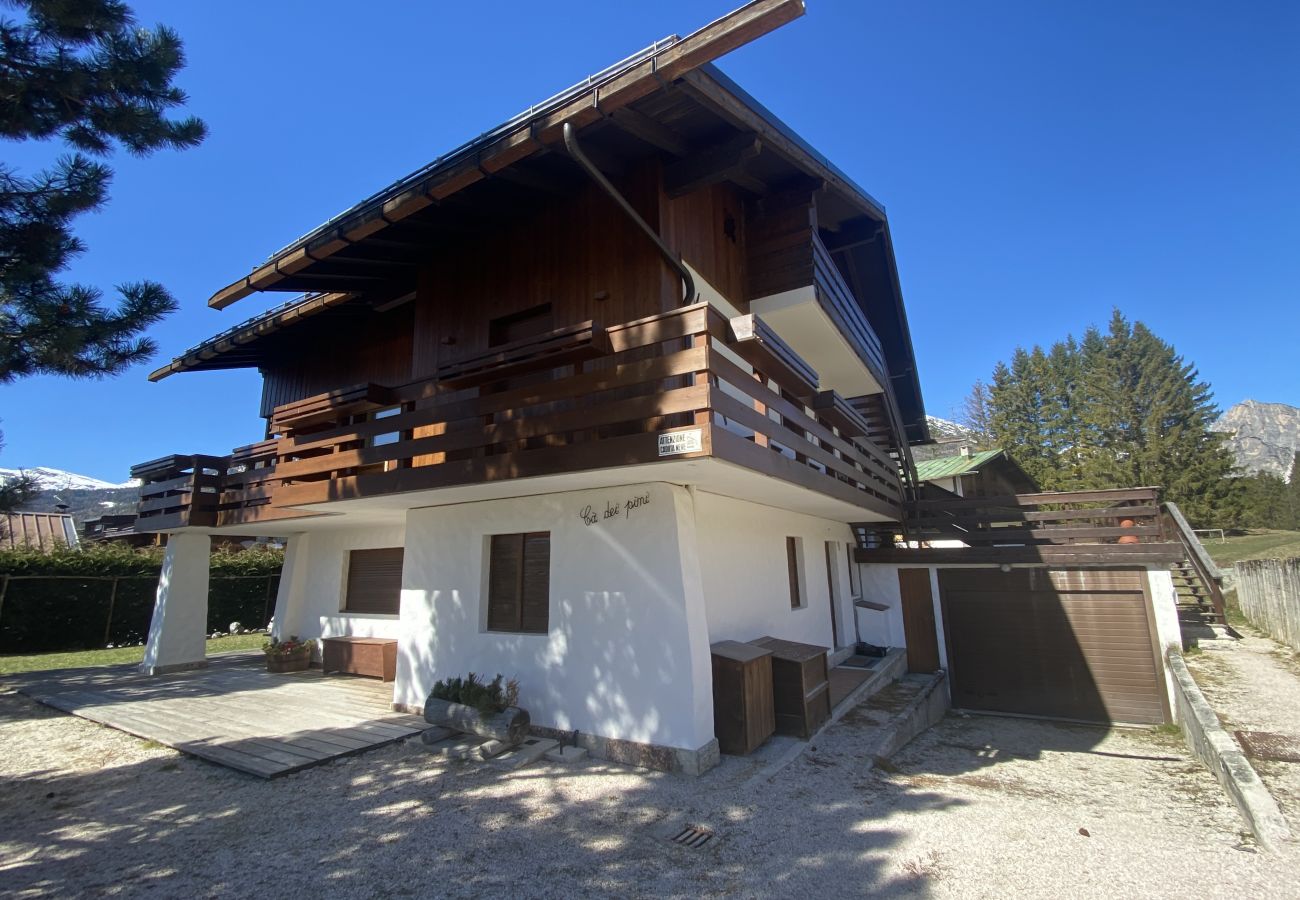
xmin=344 ymin=548 xmax=404 ymax=615
xmin=786 ymin=536 xmax=804 ymax=609
xmin=487 ymin=532 xmax=551 ymax=633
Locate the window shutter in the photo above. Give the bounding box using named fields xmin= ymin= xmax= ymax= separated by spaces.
xmin=344 ymin=548 xmax=404 ymax=614
xmin=487 ymin=532 xmax=550 ymax=633
xmin=519 ymin=532 xmax=551 ymax=634
xmin=488 ymin=534 xmax=523 ymax=632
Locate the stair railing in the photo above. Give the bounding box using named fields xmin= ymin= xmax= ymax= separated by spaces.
xmin=1161 ymin=501 xmax=1228 ymax=628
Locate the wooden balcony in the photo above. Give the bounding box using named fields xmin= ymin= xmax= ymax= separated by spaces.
xmin=855 ymin=487 xmax=1186 ymax=565
xmin=132 ymin=303 xmax=907 ymax=531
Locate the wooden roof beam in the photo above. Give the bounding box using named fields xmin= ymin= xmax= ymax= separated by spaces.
xmin=664 ymin=133 xmax=761 ymax=198
xmin=607 ymin=107 xmax=691 ymax=156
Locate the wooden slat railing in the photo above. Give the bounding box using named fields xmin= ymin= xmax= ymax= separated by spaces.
xmin=132 ymin=454 xmax=226 ymax=531
xmin=1162 ymin=501 xmax=1227 ymax=626
xmin=909 ymin=486 xmax=1166 ymax=546
xmin=134 ymin=304 xmax=908 ymax=527
xmin=812 ymin=231 xmax=887 ymax=379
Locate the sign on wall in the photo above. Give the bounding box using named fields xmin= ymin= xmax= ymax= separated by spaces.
xmin=579 ymin=492 xmax=651 ymax=527
xmin=658 ymin=429 xmax=702 ymax=457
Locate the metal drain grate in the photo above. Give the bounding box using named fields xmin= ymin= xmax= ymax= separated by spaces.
xmin=671 ymin=825 xmax=715 ymax=849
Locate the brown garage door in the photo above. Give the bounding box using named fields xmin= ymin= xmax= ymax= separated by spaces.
xmin=938 ymin=568 xmax=1168 ymax=725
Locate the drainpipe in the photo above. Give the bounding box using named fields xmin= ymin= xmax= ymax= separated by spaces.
xmin=563 ymin=122 xmax=696 ymax=305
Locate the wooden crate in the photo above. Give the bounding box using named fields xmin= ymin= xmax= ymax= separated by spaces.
xmin=751 ymin=636 xmax=830 ymax=739
xmin=321 ymin=637 xmax=398 ymax=682
xmin=711 ymin=640 xmax=775 ymax=755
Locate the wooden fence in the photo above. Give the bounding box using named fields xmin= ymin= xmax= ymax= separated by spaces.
xmin=1235 ymin=557 xmax=1300 ymax=651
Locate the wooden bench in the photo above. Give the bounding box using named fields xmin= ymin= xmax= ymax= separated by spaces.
xmin=321 ymin=636 xmax=398 ymax=682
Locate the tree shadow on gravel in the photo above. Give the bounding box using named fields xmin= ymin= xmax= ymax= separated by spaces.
xmin=0 ymin=712 xmax=968 ymax=899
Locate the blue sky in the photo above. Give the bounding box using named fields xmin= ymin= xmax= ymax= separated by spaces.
xmin=2 ymin=1 xmax=1297 ymax=481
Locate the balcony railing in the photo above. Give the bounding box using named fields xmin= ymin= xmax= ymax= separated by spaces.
xmin=134 ymin=303 xmax=907 ymax=530
xmin=855 ymin=486 xmax=1185 ymax=565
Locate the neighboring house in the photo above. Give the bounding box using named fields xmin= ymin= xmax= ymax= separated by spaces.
xmin=1 ymin=512 xmax=80 ymax=551
xmin=131 ymin=2 xmax=1201 ymax=770
xmin=82 ymin=514 xmax=162 ymax=548
xmin=913 ymin=446 xmax=1037 ymax=498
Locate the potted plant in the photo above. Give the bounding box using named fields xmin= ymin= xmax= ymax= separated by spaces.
xmin=262 ymin=635 xmax=313 ymax=673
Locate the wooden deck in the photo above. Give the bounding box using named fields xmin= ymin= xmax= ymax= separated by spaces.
xmin=10 ymin=652 xmax=427 ymax=778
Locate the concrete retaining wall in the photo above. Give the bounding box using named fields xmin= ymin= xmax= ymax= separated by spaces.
xmin=1235 ymin=557 xmax=1300 ymax=651
xmin=1166 ymin=649 xmax=1292 ymax=852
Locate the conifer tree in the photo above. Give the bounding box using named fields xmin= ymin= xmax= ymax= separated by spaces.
xmin=0 ymin=1 xmax=205 ymax=382
xmin=978 ymin=309 xmax=1237 ymax=524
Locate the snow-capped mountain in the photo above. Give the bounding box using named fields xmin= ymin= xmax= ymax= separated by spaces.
xmin=926 ymin=416 xmax=974 ymax=442
xmin=0 ymin=467 xmax=135 ymax=491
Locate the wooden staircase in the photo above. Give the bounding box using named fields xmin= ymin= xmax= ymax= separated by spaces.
xmin=1170 ymin=557 xmax=1225 ymax=627
xmin=1161 ymin=502 xmax=1231 ymax=631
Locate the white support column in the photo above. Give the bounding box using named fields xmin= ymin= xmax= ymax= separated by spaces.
xmin=270 ymin=532 xmax=312 ymax=639
xmin=140 ymin=532 xmax=211 ymax=675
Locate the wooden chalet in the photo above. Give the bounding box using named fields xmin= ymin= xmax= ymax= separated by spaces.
xmin=129 ymin=1 xmax=1221 ymax=771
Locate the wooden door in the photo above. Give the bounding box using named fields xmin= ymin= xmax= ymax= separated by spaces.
xmin=899 ymin=568 xmax=941 ymax=674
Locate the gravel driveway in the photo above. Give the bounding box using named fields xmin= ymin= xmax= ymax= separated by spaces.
xmin=1186 ymin=628 xmax=1300 ymax=833
xmin=1 ymin=683 xmax=1296 ymax=898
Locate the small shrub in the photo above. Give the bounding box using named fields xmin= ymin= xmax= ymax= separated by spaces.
xmin=431 ymin=672 xmax=520 ymax=713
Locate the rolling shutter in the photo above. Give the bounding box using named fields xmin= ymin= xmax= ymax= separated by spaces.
xmin=938 ymin=568 xmax=1167 ymax=724
xmin=488 ymin=532 xmax=550 ymax=633
xmin=344 ymin=548 xmax=404 ymax=614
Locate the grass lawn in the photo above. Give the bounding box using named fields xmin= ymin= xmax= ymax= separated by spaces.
xmin=0 ymin=633 xmax=266 ymax=676
xmin=1203 ymin=529 xmax=1300 ymax=568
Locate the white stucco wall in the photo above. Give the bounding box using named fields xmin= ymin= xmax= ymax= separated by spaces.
xmin=397 ymin=482 xmax=714 ymax=752
xmin=694 ymin=492 xmax=856 ymax=651
xmin=857 ymin=564 xmax=906 ymax=650
xmin=271 ymin=523 xmax=407 ymax=642
xmin=1146 ymin=566 xmax=1183 ymax=717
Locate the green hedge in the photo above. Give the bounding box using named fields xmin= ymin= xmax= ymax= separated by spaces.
xmin=0 ymin=544 xmax=283 ymax=653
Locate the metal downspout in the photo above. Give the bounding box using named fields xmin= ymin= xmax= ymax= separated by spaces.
xmin=563 ymin=122 xmax=696 ymax=305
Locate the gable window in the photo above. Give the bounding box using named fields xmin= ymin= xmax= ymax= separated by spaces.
xmin=487 ymin=532 xmax=551 ymax=634
xmin=344 ymin=548 xmax=404 ymax=615
xmin=787 ymin=536 xmax=804 ymax=609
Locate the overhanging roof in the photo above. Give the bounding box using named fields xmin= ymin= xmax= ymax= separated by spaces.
xmin=150 ymin=292 xmax=359 ymax=380
xmin=914 ymin=449 xmax=1008 ymax=483
xmin=204 ymin=0 xmax=818 ymax=311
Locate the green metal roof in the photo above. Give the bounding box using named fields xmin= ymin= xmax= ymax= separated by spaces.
xmin=913 ymin=449 xmax=1007 ymax=483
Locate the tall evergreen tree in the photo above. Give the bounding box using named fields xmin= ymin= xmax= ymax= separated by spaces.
xmin=0 ymin=0 xmax=205 ymax=382
xmin=977 ymin=309 xmax=1237 ymax=524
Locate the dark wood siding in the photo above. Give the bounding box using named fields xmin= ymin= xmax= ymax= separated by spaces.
xmin=487 ymin=532 xmax=550 ymax=634
xmin=259 ymin=304 xmax=414 ymax=419
xmin=938 ymin=568 xmax=1167 ymax=725
xmin=410 ymin=163 xmax=672 ymax=380
xmin=343 ymin=548 xmax=405 ymax=615
xmin=660 ymin=181 xmax=748 ymax=307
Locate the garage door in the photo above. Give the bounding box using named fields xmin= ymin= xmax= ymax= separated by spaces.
xmin=938 ymin=568 xmax=1168 ymax=725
